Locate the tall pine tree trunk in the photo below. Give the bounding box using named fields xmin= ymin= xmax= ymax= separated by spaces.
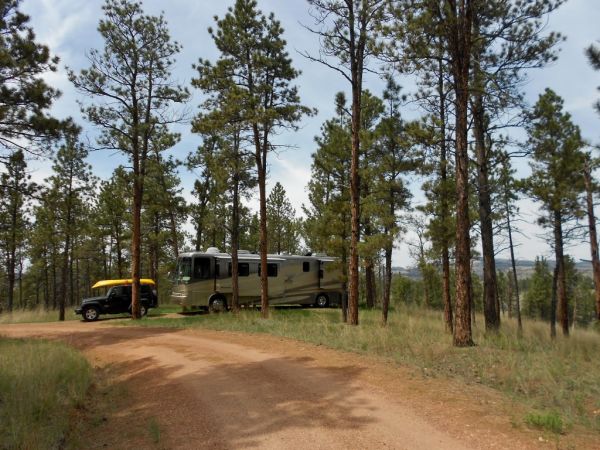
xmin=449 ymin=0 xmax=474 ymax=346
xmin=253 ymin=123 xmax=269 ymax=319
xmin=584 ymin=162 xmax=600 ymax=321
xmin=473 ymin=99 xmax=499 ymax=332
xmin=131 ymin=164 xmax=142 ymax=320
xmin=348 ymin=59 xmax=362 ymax=326
xmin=7 ymin=191 xmax=18 ymax=312
xmin=382 ymin=241 xmax=392 ymax=325
xmin=231 ymin=169 xmax=241 ymax=313
xmin=553 ymin=210 xmax=568 ymax=336
xmin=438 ymin=57 xmax=453 ymax=333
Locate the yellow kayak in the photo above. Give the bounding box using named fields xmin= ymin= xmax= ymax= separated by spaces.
xmin=92 ymin=279 xmax=156 ymax=289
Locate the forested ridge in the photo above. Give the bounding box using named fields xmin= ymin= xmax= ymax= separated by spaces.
xmin=1 ymin=0 xmax=600 ymax=342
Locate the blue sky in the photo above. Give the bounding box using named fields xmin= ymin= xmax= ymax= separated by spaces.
xmin=19 ymin=0 xmax=600 ymax=266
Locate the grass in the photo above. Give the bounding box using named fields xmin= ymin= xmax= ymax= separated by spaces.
xmin=119 ymin=305 xmax=600 ymax=434
xmin=525 ymin=410 xmax=565 ymax=434
xmin=0 ymin=337 xmax=93 ymax=449
xmin=149 ymin=417 xmax=162 ymax=444
xmin=0 ymin=303 xmax=178 ymax=324
xmin=0 ymin=307 xmax=79 ymax=324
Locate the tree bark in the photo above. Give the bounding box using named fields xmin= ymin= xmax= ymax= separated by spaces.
xmin=447 ymin=0 xmax=474 ymax=346
xmin=365 ymin=259 xmax=376 ymax=308
xmin=131 ymin=161 xmax=142 ymax=319
xmin=231 ymin=165 xmax=241 ymax=313
xmin=553 ymin=210 xmax=568 ymax=336
xmin=550 ymin=264 xmax=558 ymax=338
xmin=437 ymin=56 xmax=453 ymax=334
xmin=473 ymin=99 xmax=499 ymax=332
xmin=59 ymin=175 xmax=73 ymax=321
xmin=583 ymin=162 xmax=600 ymax=321
xmin=382 ymin=243 xmax=392 ymax=325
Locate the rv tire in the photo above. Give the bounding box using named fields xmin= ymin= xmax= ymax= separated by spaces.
xmin=315 ymin=293 xmax=329 ymax=308
xmin=209 ymin=296 xmax=228 ymax=313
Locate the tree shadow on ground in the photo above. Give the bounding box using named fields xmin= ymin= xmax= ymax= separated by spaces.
xmin=77 ymin=335 xmax=377 ymax=449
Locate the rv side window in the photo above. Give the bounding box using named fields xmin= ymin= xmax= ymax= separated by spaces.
xmin=177 ymin=257 xmax=192 ymax=281
xmin=259 ymin=263 xmax=278 ymax=277
xmin=228 ymin=262 xmax=250 ymax=277
xmin=215 ymin=263 xmax=220 ymax=278
xmin=302 ymin=261 xmax=310 ymax=272
xmin=193 ymin=257 xmax=211 ymax=280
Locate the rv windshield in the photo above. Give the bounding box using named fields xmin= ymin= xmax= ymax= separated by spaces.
xmin=175 ymin=257 xmax=192 ymax=283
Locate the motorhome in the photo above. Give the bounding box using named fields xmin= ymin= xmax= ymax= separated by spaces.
xmin=170 ymin=248 xmax=345 ymax=311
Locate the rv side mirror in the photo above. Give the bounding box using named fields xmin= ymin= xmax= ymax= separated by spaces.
xmin=319 ymin=269 xmax=324 ymax=279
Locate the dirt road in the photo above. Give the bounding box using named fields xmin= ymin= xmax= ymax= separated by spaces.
xmin=1 ymin=321 xmax=570 ymax=449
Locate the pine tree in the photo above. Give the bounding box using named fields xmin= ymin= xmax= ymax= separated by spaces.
xmin=523 ymin=257 xmax=552 ymax=320
xmin=582 ymin=153 xmax=600 ymax=322
xmin=586 ymin=41 xmax=600 ymax=115
xmin=267 ymin=182 xmax=299 ymax=255
xmin=69 ymin=0 xmax=188 ymax=319
xmin=304 ymin=0 xmax=390 ymax=325
xmin=46 ymin=128 xmax=93 ymax=320
xmin=0 ymin=150 xmax=35 ymax=312
xmin=304 ymin=93 xmax=352 ymax=320
xmin=95 ymin=167 xmax=131 ymax=279
xmin=0 ymin=0 xmax=63 ymax=163
xmin=371 ymin=79 xmax=414 ymax=324
xmin=524 ymin=89 xmax=586 ymax=337
xmin=195 ymin=0 xmax=311 ymax=318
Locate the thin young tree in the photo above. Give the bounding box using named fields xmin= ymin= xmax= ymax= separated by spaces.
xmin=69 ymin=0 xmax=188 ymax=319
xmin=498 ymin=153 xmax=522 ymax=332
xmin=304 ymin=0 xmax=390 ymax=325
xmin=195 ymin=0 xmax=311 ymax=318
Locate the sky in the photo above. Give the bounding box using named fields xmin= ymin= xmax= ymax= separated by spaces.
xmin=17 ymin=0 xmax=600 ymax=267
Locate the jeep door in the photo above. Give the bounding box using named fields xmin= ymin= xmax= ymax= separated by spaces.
xmin=107 ymin=286 xmax=131 ymax=313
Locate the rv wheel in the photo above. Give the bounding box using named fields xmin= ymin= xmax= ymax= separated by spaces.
xmin=315 ymin=294 xmax=329 ymax=308
xmin=209 ymin=296 xmax=228 ymax=313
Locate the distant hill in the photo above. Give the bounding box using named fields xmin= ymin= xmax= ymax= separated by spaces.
xmin=393 ymin=258 xmax=594 ymax=280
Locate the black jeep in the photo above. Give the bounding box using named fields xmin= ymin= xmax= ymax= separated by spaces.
xmin=75 ymin=284 xmax=158 ymax=322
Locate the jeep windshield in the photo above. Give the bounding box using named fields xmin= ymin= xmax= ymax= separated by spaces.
xmin=174 ymin=256 xmax=192 ymax=283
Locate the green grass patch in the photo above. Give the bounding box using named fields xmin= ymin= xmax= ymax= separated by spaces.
xmin=117 ymin=305 xmax=600 ymax=433
xmin=148 ymin=417 xmax=161 ymax=444
xmin=524 ymin=410 xmax=565 ymax=434
xmin=0 ymin=337 xmax=93 ymax=449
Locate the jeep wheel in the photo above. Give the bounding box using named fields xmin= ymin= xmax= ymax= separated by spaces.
xmin=140 ymin=305 xmax=148 ymax=317
xmin=315 ymin=294 xmax=329 ymax=308
xmin=209 ymin=296 xmax=227 ymax=313
xmin=82 ymin=306 xmax=100 ymax=322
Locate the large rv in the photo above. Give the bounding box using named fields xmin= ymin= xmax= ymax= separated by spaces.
xmin=170 ymin=248 xmax=345 ymax=311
